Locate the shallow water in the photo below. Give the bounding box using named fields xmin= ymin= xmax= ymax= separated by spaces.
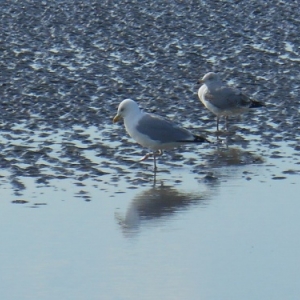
xmin=1 ymin=1 xmax=300 ymax=299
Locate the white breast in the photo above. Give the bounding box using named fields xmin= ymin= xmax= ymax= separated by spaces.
xmin=198 ymin=85 xmax=223 ymax=116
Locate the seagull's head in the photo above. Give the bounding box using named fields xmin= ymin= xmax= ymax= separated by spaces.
xmin=198 ymin=72 xmax=221 ymax=88
xmin=113 ymin=99 xmax=141 ymax=123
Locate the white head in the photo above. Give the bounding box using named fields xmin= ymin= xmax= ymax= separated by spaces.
xmin=113 ymin=99 xmax=141 ymax=123
xmin=200 ymin=72 xmax=222 ymax=89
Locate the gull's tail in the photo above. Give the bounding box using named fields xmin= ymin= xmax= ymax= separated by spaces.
xmin=193 ymin=135 xmax=211 ymax=143
xmin=249 ymin=99 xmax=265 ymax=108
xmin=177 ymin=134 xmax=211 ymax=144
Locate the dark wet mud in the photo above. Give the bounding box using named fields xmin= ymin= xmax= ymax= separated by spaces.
xmin=1 ymin=1 xmax=300 ymax=200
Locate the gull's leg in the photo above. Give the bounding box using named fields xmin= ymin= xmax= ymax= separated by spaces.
xmin=139 ymin=152 xmax=153 ymax=162
xmin=129 ymin=153 xmax=153 ymax=169
xmin=153 ymin=150 xmax=163 ymax=172
xmin=153 ymin=171 xmax=157 ymax=186
xmin=153 ymin=153 xmax=157 ymax=171
xmin=138 ymin=150 xmax=163 ymax=171
xmin=225 ymin=116 xmax=228 ymax=131
xmin=217 ymin=117 xmax=220 ymax=132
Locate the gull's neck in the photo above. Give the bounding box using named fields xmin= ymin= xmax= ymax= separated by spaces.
xmin=123 ymin=106 xmax=144 ymax=129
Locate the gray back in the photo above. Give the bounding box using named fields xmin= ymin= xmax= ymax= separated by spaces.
xmin=206 ymin=86 xmax=250 ymax=109
xmin=136 ymin=113 xmax=192 ymax=143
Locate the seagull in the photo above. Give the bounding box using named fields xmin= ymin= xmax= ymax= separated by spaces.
xmin=113 ymin=99 xmax=210 ymax=171
xmin=198 ymin=72 xmax=265 ymax=131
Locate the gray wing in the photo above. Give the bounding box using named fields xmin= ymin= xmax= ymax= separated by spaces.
xmin=136 ymin=113 xmax=193 ymax=143
xmin=206 ymin=87 xmax=251 ymax=109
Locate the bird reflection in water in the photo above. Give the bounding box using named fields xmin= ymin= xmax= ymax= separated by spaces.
xmin=211 ymin=131 xmax=264 ymax=168
xmin=115 ymin=185 xmax=209 ymax=237
xmin=208 ymin=146 xmax=264 ymax=168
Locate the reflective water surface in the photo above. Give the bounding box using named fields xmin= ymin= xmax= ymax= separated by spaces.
xmin=1 ymin=166 xmax=300 ymax=300
xmin=1 ymin=1 xmax=300 ymax=299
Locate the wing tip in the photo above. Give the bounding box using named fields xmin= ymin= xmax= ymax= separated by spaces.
xmin=193 ymin=135 xmax=211 ymax=143
xmin=249 ymin=100 xmax=265 ymax=108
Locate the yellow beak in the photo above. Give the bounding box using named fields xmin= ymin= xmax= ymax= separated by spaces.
xmin=113 ymin=114 xmax=122 ymax=123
